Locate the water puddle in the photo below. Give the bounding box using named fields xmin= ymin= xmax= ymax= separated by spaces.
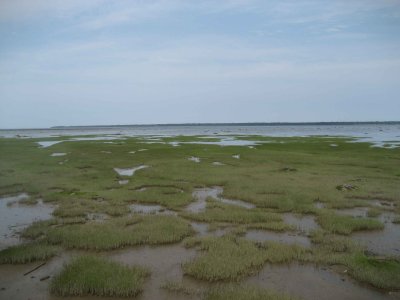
xmin=314 ymin=202 xmax=325 ymax=209
xmin=245 ymin=263 xmax=393 ymax=300
xmin=330 ymin=143 xmax=338 ymax=147
xmin=351 ymin=212 xmax=400 ymax=256
xmin=232 ymin=154 xmax=240 ymax=159
xmin=0 ymin=252 xmax=73 ymax=300
xmin=245 ymin=230 xmax=311 ymax=247
xmin=37 ymin=136 xmax=124 ymax=148
xmin=130 ymin=204 xmax=176 ymax=216
xmin=0 ymin=194 xmax=54 ymax=250
xmin=37 ymin=141 xmax=62 ymax=148
xmin=186 ymin=187 xmax=254 ymax=213
xmin=283 ymin=213 xmax=319 ymax=233
xmin=114 ymin=165 xmax=149 ymax=176
xmin=190 ymin=222 xmax=230 ymax=237
xmin=212 ymin=162 xmax=224 ymax=166
xmin=191 ymin=222 xmax=209 ymax=236
xmin=188 ymin=156 xmax=200 ymax=163
xmin=100 ymin=151 xmax=112 ymax=154
xmin=110 ymin=245 xmax=201 ymax=300
xmin=118 ymin=180 xmax=129 ymax=185
xmin=217 ymin=195 xmax=255 ymax=209
xmin=335 ymin=207 xmax=369 ymax=218
xmin=50 ymin=153 xmax=66 ymax=157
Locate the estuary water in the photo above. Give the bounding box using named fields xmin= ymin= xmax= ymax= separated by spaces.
xmin=0 ymin=122 xmax=399 ymax=147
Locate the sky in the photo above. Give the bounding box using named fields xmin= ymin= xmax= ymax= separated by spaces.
xmin=0 ymin=0 xmax=400 ymax=128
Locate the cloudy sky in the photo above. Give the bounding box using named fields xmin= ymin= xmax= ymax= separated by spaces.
xmin=0 ymin=0 xmax=399 ymax=128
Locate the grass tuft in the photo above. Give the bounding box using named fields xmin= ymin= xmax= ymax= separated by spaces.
xmin=46 ymin=215 xmax=193 ymax=250
xmin=317 ymin=211 xmax=384 ymax=235
xmin=50 ymin=255 xmax=149 ymax=297
xmin=0 ymin=243 xmax=60 ymax=264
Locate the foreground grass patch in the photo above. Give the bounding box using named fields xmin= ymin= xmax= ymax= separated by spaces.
xmin=46 ymin=215 xmax=193 ymax=250
xmin=183 ymin=236 xmax=267 ymax=281
xmin=183 ymin=236 xmax=308 ymax=281
xmin=51 ymin=256 xmax=149 ymax=297
xmin=0 ymin=243 xmax=59 ymax=264
xmin=316 ymin=211 xmax=383 ymax=235
xmin=346 ymin=255 xmax=400 ymax=290
xmin=181 ymin=201 xmax=282 ymax=224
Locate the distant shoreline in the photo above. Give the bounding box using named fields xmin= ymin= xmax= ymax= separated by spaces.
xmin=0 ymin=121 xmax=399 ymax=131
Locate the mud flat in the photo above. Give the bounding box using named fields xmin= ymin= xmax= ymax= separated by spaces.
xmin=351 ymin=212 xmax=400 ymax=257
xmin=245 ymin=263 xmax=396 ymax=300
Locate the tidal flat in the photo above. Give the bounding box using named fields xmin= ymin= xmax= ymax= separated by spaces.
xmin=0 ymin=134 xmax=399 ymax=300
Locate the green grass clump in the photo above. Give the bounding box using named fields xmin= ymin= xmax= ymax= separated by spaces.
xmin=262 ymin=242 xmax=309 ymax=263
xmin=367 ymin=207 xmax=381 ymax=217
xmin=206 ymin=285 xmax=297 ymax=300
xmin=46 ymin=215 xmax=193 ymax=250
xmin=181 ymin=201 xmax=282 ymax=224
xmin=0 ymin=243 xmax=59 ymax=264
xmin=130 ymin=187 xmax=192 ymax=209
xmin=317 ymin=211 xmax=384 ymax=235
xmin=183 ymin=236 xmax=268 ymax=281
xmin=346 ymin=255 xmax=400 ymax=290
xmin=50 ymin=255 xmax=149 ymax=297
xmin=21 ymin=219 xmax=58 ymax=239
xmin=310 ymin=230 xmax=360 ymax=253
xmin=183 ymin=236 xmax=308 ymax=281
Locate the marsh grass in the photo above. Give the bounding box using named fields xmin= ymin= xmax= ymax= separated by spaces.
xmin=310 ymin=230 xmax=361 ymax=253
xmin=130 ymin=187 xmax=192 ymax=209
xmin=183 ymin=236 xmax=268 ymax=281
xmin=183 ymin=236 xmax=308 ymax=281
xmin=346 ymin=255 xmax=400 ymax=290
xmin=181 ymin=200 xmax=282 ymax=224
xmin=206 ymin=285 xmax=297 ymax=300
xmin=50 ymin=255 xmax=149 ymax=297
xmin=367 ymin=207 xmax=381 ymax=217
xmin=21 ymin=219 xmax=58 ymax=239
xmin=1 ymin=135 xmax=400 ymax=292
xmin=0 ymin=243 xmax=60 ymax=264
xmin=46 ymin=215 xmax=193 ymax=250
xmin=316 ymin=211 xmax=384 ymax=235
xmin=261 ymin=241 xmax=310 ymax=263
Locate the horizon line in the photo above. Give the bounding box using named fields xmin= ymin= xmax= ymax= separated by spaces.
xmin=0 ymin=121 xmax=399 ymax=131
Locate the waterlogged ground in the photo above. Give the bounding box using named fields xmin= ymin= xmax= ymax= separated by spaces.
xmin=0 ymin=134 xmax=399 ymax=300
